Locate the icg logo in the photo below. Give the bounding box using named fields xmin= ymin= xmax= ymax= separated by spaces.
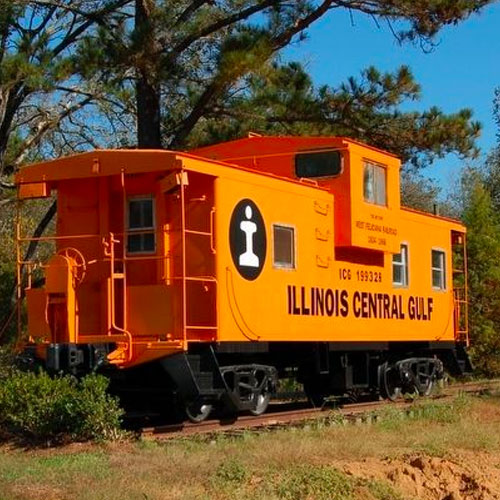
xmin=229 ymin=199 xmax=266 ymax=280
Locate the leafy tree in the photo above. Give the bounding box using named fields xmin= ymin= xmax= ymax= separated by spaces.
xmin=75 ymin=0 xmax=492 ymax=157
xmin=461 ymin=169 xmax=500 ymax=374
xmin=0 ymin=0 xmax=493 ymax=175
xmin=483 ymin=88 xmax=500 ymax=210
xmin=0 ymin=0 xmax=130 ymax=183
xmin=0 ymin=0 xmax=491 ymax=174
xmin=400 ymin=171 xmax=441 ymax=212
xmin=189 ymin=63 xmax=481 ymax=169
xmin=449 ymin=88 xmax=500 ymax=376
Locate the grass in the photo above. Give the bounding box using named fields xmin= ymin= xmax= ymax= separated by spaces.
xmin=0 ymin=394 xmax=500 ymax=500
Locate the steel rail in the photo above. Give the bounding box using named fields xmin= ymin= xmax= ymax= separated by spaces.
xmin=139 ymin=379 xmax=500 ymax=440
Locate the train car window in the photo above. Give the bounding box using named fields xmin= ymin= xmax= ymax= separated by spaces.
xmin=431 ymin=249 xmax=446 ymax=290
xmin=392 ymin=244 xmax=409 ymax=287
xmin=273 ymin=225 xmax=295 ymax=269
xmin=127 ymin=197 xmax=156 ymax=253
xmin=363 ymin=161 xmax=387 ymax=206
xmin=295 ymin=151 xmax=342 ymax=178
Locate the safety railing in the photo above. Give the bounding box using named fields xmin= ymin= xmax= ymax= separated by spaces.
xmin=16 ymin=221 xmax=218 ymax=356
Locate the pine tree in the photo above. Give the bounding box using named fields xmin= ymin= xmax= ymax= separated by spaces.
xmin=189 ymin=63 xmax=481 ymax=168
xmin=74 ymin=0 xmax=491 ymax=159
xmin=0 ymin=1 xmax=129 ymax=183
xmin=0 ymin=1 xmax=492 ymax=171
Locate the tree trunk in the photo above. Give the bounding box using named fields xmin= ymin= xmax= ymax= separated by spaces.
xmin=136 ymin=70 xmax=162 ymax=148
xmin=135 ymin=0 xmax=162 ymax=149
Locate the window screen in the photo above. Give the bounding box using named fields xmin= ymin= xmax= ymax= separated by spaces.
xmin=127 ymin=197 xmax=156 ymax=253
xmin=392 ymin=244 xmax=409 ymax=287
xmin=273 ymin=225 xmax=295 ymax=268
xmin=431 ymin=250 xmax=446 ymax=290
xmin=295 ymin=151 xmax=342 ymax=178
xmin=363 ymin=161 xmax=387 ymax=206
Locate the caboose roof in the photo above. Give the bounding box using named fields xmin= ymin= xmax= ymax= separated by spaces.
xmin=15 ymin=139 xmax=465 ymax=232
xmin=16 ymin=149 xmax=197 ymax=184
xmin=190 ymin=135 xmax=400 ymax=162
xmin=15 ymin=147 xmax=332 ymax=197
xmin=16 ymin=136 xmax=397 ymax=186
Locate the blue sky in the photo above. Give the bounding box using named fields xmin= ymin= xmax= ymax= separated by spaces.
xmin=283 ymin=3 xmax=500 ymax=189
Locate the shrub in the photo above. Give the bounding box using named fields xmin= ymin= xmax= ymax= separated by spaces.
xmin=0 ymin=346 xmax=16 ymax=380
xmin=0 ymin=370 xmax=124 ymax=443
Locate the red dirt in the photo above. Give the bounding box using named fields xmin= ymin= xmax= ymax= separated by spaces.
xmin=339 ymin=451 xmax=500 ymax=500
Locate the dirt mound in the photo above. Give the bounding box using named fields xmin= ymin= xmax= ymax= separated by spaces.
xmin=339 ymin=451 xmax=500 ymax=500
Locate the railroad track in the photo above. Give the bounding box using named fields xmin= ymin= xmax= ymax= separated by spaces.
xmin=140 ymin=379 xmax=500 ymax=440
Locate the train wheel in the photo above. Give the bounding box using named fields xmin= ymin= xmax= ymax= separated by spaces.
xmin=413 ymin=363 xmax=434 ymax=397
xmin=250 ymin=390 xmax=271 ymax=416
xmin=380 ymin=362 xmax=402 ymax=402
xmin=248 ymin=371 xmax=273 ymax=416
xmin=185 ymin=400 xmax=213 ymax=423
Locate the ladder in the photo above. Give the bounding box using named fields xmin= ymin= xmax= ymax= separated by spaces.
xmin=178 ymin=171 xmax=218 ymax=345
xmin=104 ymin=232 xmax=132 ymax=363
xmin=451 ymin=231 xmax=468 ymax=345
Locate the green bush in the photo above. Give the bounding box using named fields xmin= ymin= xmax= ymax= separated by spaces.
xmin=0 ymin=346 xmax=16 ymax=380
xmin=0 ymin=370 xmax=124 ymax=443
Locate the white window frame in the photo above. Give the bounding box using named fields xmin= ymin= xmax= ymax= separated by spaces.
xmin=431 ymin=248 xmax=446 ymax=291
xmin=363 ymin=160 xmax=387 ymax=206
xmin=272 ymin=223 xmax=296 ymax=270
xmin=392 ymin=243 xmax=409 ymax=287
xmin=126 ymin=195 xmax=156 ymax=255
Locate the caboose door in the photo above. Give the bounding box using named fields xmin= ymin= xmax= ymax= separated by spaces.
xmin=161 ymin=170 xmax=218 ymax=344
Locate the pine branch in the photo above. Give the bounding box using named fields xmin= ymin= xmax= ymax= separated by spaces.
xmin=167 ymin=0 xmax=279 ymax=58
xmin=174 ymin=0 xmax=211 ymax=27
xmin=51 ymin=0 xmax=131 ymax=58
xmin=271 ymin=0 xmax=335 ymax=50
xmin=10 ymin=94 xmax=95 ymax=169
xmin=168 ymin=1 xmax=336 ymax=148
xmin=169 ymin=78 xmax=222 ymax=148
xmin=28 ymin=4 xmax=57 ymax=39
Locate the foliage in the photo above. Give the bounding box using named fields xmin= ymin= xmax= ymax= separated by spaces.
xmin=446 ymin=90 xmax=500 ymax=375
xmin=460 ymin=168 xmax=500 ymax=374
xmin=0 ymin=1 xmax=130 ymax=180
xmin=400 ymin=170 xmax=442 ymax=212
xmin=0 ymin=1 xmax=492 ymax=171
xmin=192 ymin=63 xmax=481 ymax=168
xmin=0 ymin=196 xmax=55 ymax=342
xmin=0 ymin=345 xmax=16 ymax=380
xmin=0 ymin=370 xmax=124 ymax=443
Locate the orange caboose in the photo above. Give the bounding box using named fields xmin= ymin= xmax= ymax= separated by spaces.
xmin=16 ymin=135 xmax=470 ymax=420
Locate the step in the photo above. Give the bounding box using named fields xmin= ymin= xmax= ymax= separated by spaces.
xmin=196 ymin=371 xmax=214 ymax=391
xmin=186 ymin=354 xmax=201 ymax=372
